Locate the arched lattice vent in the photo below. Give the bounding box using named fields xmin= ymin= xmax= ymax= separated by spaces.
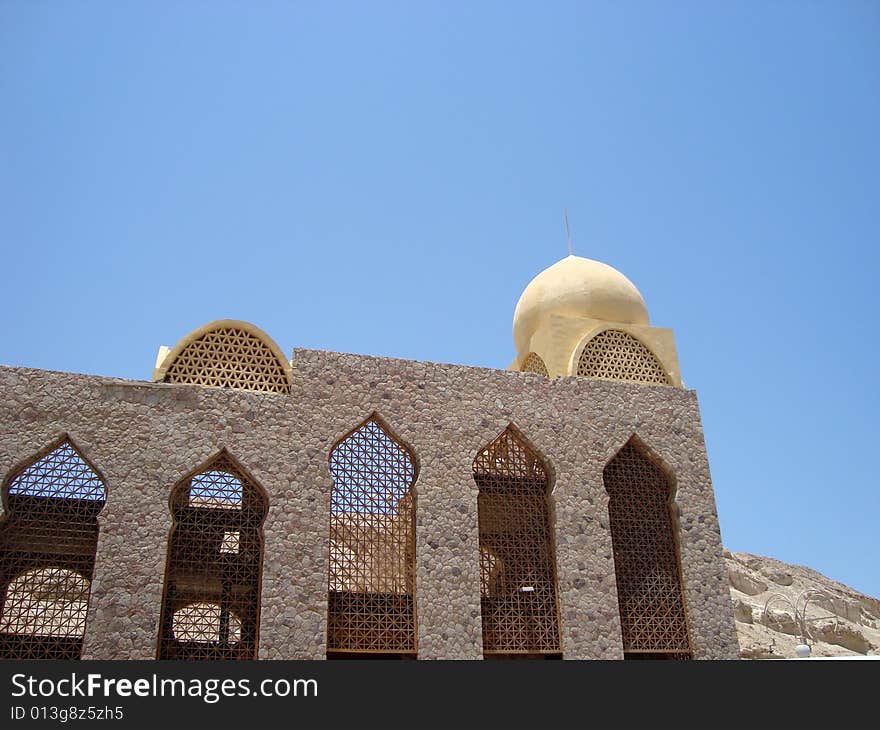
xmin=473 ymin=427 xmax=561 ymax=656
xmin=0 ymin=439 xmax=106 ymax=659
xmin=327 ymin=417 xmax=417 ymax=657
xmin=172 ymin=603 xmax=243 ymax=644
xmin=520 ymin=353 xmax=549 ymax=377
xmin=604 ymin=440 xmax=691 ymax=658
xmin=0 ymin=569 xmax=90 ymax=639
xmin=157 ymin=452 xmax=267 ymax=660
xmin=577 ymin=330 xmax=670 ymax=385
xmin=163 ymin=326 xmax=290 ymax=393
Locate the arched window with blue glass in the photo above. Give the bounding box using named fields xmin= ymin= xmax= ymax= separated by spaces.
xmin=157 ymin=451 xmax=267 ymax=659
xmin=0 ymin=437 xmax=107 ymax=659
xmin=326 ymin=415 xmax=417 ymax=658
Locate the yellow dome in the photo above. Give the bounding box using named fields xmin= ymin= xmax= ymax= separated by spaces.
xmin=513 ymin=255 xmax=649 ymax=353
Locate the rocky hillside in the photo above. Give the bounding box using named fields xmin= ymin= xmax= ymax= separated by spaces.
xmin=725 ymin=550 xmax=880 ymax=658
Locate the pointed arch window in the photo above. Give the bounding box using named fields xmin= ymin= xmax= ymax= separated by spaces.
xmin=0 ymin=439 xmax=107 ymax=659
xmin=157 ymin=452 xmax=267 ymax=659
xmin=473 ymin=427 xmax=561 ymax=657
xmin=577 ymin=329 xmax=670 ymax=385
xmin=604 ymin=439 xmax=691 ymax=659
xmin=327 ymin=416 xmax=417 ymax=657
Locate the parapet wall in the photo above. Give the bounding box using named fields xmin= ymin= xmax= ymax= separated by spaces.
xmin=0 ymin=349 xmax=740 ymax=659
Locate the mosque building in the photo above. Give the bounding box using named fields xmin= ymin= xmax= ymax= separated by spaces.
xmin=0 ymin=255 xmax=739 ymax=659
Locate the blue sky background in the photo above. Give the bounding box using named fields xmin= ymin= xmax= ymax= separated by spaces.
xmin=1 ymin=2 xmax=877 ymax=597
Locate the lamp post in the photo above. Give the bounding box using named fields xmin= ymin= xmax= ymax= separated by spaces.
xmin=761 ymin=589 xmax=839 ymax=659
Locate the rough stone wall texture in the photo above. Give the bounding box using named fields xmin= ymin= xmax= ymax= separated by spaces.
xmin=0 ymin=349 xmax=740 ymax=659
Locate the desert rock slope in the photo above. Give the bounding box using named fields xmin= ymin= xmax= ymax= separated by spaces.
xmin=725 ymin=550 xmax=880 ymax=658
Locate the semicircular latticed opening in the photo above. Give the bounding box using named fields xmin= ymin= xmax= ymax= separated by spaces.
xmin=604 ymin=440 xmax=691 ymax=659
xmin=172 ymin=602 xmax=243 ymax=644
xmin=520 ymin=353 xmax=549 ymax=377
xmin=577 ymin=329 xmax=670 ymax=385
xmin=0 ymin=439 xmax=107 ymax=659
xmin=327 ymin=417 xmax=417 ymax=658
xmin=157 ymin=452 xmax=268 ymax=660
xmin=163 ymin=326 xmax=290 ymax=393
xmin=473 ymin=427 xmax=561 ymax=658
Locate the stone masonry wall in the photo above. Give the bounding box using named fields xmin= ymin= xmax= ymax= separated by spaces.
xmin=0 ymin=349 xmax=740 ymax=659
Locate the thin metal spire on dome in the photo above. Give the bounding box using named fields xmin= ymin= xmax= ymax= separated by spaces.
xmin=564 ymin=208 xmax=573 ymax=256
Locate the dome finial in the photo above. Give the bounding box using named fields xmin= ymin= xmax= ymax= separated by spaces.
xmin=564 ymin=208 xmax=573 ymax=257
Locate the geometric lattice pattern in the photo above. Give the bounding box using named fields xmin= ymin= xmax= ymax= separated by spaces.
xmin=604 ymin=440 xmax=691 ymax=657
xmin=520 ymin=352 xmax=549 ymax=377
xmin=189 ymin=470 xmax=243 ymax=509
xmin=577 ymin=329 xmax=670 ymax=385
xmin=172 ymin=602 xmax=243 ymax=644
xmin=0 ymin=569 xmax=90 ymax=638
xmin=7 ymin=441 xmax=106 ymax=501
xmin=157 ymin=452 xmax=267 ymax=660
xmin=163 ymin=326 xmax=290 ymax=393
xmin=474 ymin=427 xmax=561 ymax=656
xmin=0 ymin=439 xmax=106 ymax=659
xmin=327 ymin=417 xmax=417 ymax=656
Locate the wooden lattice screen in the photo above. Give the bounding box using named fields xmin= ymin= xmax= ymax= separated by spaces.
xmin=158 ymin=452 xmax=267 ymax=659
xmin=604 ymin=440 xmax=691 ymax=658
xmin=0 ymin=439 xmax=106 ymax=659
xmin=163 ymin=326 xmax=290 ymax=393
xmin=520 ymin=353 xmax=549 ymax=376
xmin=577 ymin=329 xmax=670 ymax=385
xmin=474 ymin=427 xmax=561 ymax=657
xmin=327 ymin=417 xmax=417 ymax=657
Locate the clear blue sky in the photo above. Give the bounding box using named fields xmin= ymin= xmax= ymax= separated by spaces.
xmin=1 ymin=2 xmax=877 ymax=598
